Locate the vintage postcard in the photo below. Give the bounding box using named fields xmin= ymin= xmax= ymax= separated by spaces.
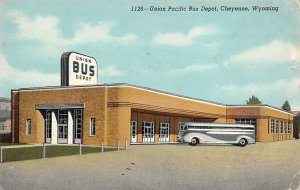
xmin=0 ymin=0 xmax=299 ymax=190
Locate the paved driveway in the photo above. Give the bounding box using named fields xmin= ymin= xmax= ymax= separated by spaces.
xmin=0 ymin=140 xmax=300 ymax=190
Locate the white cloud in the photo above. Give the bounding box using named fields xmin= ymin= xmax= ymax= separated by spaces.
xmin=227 ymin=40 xmax=300 ymax=66
xmin=221 ymin=40 xmax=300 ymax=109
xmin=170 ymin=64 xmax=218 ymax=74
xmin=9 ymin=11 xmax=62 ymax=44
xmin=12 ymin=70 xmax=59 ymax=85
xmin=0 ymin=52 xmax=59 ymax=95
xmin=152 ymin=26 xmax=217 ymax=47
xmin=70 ymin=23 xmax=137 ymax=45
xmin=219 ymin=77 xmax=300 ymax=110
xmin=101 ymin=66 xmax=123 ymax=77
xmin=9 ymin=11 xmax=138 ymax=47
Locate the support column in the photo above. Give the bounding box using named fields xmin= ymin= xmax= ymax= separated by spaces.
xmin=51 ymin=111 xmax=58 ymax=144
xmin=68 ymin=110 xmax=74 ymax=144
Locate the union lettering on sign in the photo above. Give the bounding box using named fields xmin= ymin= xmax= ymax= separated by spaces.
xmin=61 ymin=52 xmax=98 ymax=86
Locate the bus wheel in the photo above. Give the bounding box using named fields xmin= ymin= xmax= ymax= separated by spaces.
xmin=238 ymin=138 xmax=247 ymax=147
xmin=189 ymin=138 xmax=198 ymax=146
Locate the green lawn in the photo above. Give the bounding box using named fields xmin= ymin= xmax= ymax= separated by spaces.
xmin=0 ymin=143 xmax=27 ymax=146
xmin=2 ymin=146 xmax=43 ymax=162
xmin=1 ymin=145 xmax=122 ymax=162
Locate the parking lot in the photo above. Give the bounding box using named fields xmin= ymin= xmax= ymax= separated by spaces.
xmin=0 ymin=140 xmax=300 ymax=190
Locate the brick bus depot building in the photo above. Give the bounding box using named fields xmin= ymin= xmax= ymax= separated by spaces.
xmin=11 ymin=83 xmax=294 ymax=146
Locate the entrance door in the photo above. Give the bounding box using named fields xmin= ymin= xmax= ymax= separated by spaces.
xmin=58 ymin=110 xmax=68 ymax=144
xmin=159 ymin=123 xmax=169 ymax=142
xmin=74 ymin=109 xmax=83 ymax=144
xmin=131 ymin=121 xmax=137 ymax=143
xmin=45 ymin=110 xmax=52 ymax=143
xmin=142 ymin=122 xmax=154 ymax=143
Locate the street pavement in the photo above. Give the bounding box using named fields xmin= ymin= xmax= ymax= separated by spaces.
xmin=0 ymin=140 xmax=299 ymax=190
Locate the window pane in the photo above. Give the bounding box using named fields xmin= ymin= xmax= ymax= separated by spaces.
xmin=90 ymin=118 xmax=96 ymax=136
xmin=26 ymin=119 xmax=32 ymax=135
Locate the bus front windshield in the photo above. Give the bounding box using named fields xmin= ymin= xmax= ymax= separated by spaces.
xmin=180 ymin=125 xmax=188 ymax=131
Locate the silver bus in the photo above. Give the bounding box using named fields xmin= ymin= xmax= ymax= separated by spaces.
xmin=177 ymin=122 xmax=255 ymax=147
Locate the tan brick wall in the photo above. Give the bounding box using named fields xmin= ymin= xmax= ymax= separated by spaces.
xmin=227 ymin=106 xmax=294 ymax=142
xmin=259 ymin=107 xmax=293 ymax=120
xmin=131 ymin=110 xmax=212 ymax=143
xmin=257 ymin=119 xmax=271 ymax=142
xmin=227 ymin=107 xmax=260 ymax=117
xmin=215 ymin=118 xmax=228 ymax=123
xmin=108 ymin=86 xmax=226 ymax=119
xmin=11 ymin=91 xmax=19 ymax=143
xmin=107 ymin=106 xmax=131 ymax=146
xmin=16 ymin=87 xmax=106 ymax=144
xmin=35 ymin=110 xmax=45 ymax=143
xmin=12 ymin=85 xmax=294 ymax=145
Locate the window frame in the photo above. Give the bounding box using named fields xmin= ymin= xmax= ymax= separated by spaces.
xmin=159 ymin=123 xmax=170 ymax=142
xmin=26 ymin=119 xmax=32 ymax=136
xmin=45 ymin=110 xmax=52 ymax=139
xmin=271 ymin=120 xmax=274 ymax=134
xmin=279 ymin=121 xmax=283 ymax=134
xmin=74 ymin=109 xmax=83 ymax=139
xmin=90 ymin=118 xmax=96 ymax=136
xmin=288 ymin=122 xmax=292 ymax=134
xmin=130 ymin=121 xmax=137 ymax=139
xmin=275 ymin=120 xmax=279 ymax=134
xmin=142 ymin=121 xmax=155 ymax=142
xmin=284 ymin=122 xmax=287 ymax=134
xmin=235 ymin=118 xmax=256 ymax=126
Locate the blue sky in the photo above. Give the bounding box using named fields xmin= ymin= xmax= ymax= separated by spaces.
xmin=0 ymin=0 xmax=299 ymax=109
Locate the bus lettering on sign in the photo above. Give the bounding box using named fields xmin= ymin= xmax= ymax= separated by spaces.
xmin=61 ymin=52 xmax=98 ymax=86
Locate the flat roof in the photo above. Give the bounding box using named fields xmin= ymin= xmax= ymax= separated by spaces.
xmin=12 ymin=83 xmax=226 ymax=107
xmin=11 ymin=83 xmax=293 ymax=115
xmin=227 ymin=105 xmax=294 ymax=115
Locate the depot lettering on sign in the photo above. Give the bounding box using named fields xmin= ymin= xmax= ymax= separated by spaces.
xmin=61 ymin=52 xmax=98 ymax=86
